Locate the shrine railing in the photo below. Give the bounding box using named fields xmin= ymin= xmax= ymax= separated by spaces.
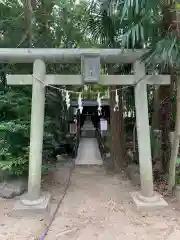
xmin=72 ymin=127 xmax=81 ymax=159
xmin=95 ymin=129 xmax=109 ymax=161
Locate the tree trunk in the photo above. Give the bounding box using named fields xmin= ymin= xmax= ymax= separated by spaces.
xmin=109 ymin=86 xmax=118 ymax=170
xmin=109 ymin=86 xmax=125 ymax=171
xmin=159 ymin=85 xmax=172 ymax=172
xmin=151 ymin=87 xmax=161 ymax=163
xmin=36 ymin=0 xmax=54 ymax=47
xmin=117 ymin=87 xmax=126 ymax=168
xmin=159 ymin=2 xmax=174 ymax=173
xmin=23 ymin=0 xmax=33 ymax=46
xmin=151 ymin=87 xmax=160 ymax=131
xmin=168 ymin=77 xmax=180 ymax=191
xmin=168 ymin=1 xmax=180 ymax=191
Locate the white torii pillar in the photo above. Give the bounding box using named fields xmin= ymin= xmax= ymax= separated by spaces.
xmin=130 ymin=61 xmax=168 ymax=208
xmin=133 ymin=61 xmax=154 ymax=198
xmin=21 ymin=59 xmax=50 ymax=208
xmin=27 ymin=59 xmax=46 ymax=201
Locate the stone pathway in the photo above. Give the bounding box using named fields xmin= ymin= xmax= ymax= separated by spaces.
xmin=45 ymin=166 xmax=180 ymax=240
xmin=75 ymin=138 xmax=103 ymax=165
xmin=1 ymin=166 xmax=180 ymax=239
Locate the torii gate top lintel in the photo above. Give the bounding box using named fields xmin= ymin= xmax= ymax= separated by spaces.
xmin=0 ymin=48 xmax=146 ymax=63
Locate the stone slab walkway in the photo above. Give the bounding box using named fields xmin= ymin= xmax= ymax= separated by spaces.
xmin=75 ymin=138 xmax=103 ymax=165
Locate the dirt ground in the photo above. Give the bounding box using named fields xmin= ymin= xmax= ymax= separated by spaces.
xmin=1 ymin=165 xmax=180 ymax=239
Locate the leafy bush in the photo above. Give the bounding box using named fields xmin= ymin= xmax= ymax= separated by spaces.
xmin=176 ymin=168 xmax=180 ymax=185
xmin=0 ymin=121 xmax=30 ymax=178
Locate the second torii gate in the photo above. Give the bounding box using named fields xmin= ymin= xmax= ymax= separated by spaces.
xmin=3 ymin=48 xmax=169 ymax=212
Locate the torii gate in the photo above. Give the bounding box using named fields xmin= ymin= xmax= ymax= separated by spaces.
xmin=2 ymin=48 xmax=169 ymax=212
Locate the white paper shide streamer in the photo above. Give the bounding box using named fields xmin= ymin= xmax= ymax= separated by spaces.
xmin=74 ymin=108 xmax=78 ymax=115
xmin=113 ymin=89 xmax=119 ymax=112
xmin=78 ymin=92 xmax=83 ymax=114
xmin=97 ymin=92 xmax=102 ymax=116
xmin=65 ymin=90 xmax=70 ymax=109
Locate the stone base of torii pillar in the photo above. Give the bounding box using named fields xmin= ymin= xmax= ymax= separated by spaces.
xmin=130 ymin=191 xmax=168 ymax=210
xmin=12 ymin=192 xmax=51 ymax=217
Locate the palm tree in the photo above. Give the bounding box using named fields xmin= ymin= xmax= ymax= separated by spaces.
xmin=93 ymin=0 xmax=180 ymax=190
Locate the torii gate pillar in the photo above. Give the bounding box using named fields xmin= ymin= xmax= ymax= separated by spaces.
xmin=130 ymin=61 xmax=168 ymax=209
xmin=27 ymin=59 xmax=46 ymax=200
xmin=14 ymin=59 xmax=51 ymax=215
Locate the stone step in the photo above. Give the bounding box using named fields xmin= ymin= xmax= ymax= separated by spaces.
xmin=75 ymin=138 xmax=103 ymax=165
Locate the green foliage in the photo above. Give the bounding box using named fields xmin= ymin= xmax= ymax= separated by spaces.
xmin=0 ymin=121 xmax=29 ymax=177
xmin=0 ymin=80 xmax=31 ymax=178
xmin=176 ymin=168 xmax=180 ymax=185
xmin=0 ymin=0 xmax=91 ymax=178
